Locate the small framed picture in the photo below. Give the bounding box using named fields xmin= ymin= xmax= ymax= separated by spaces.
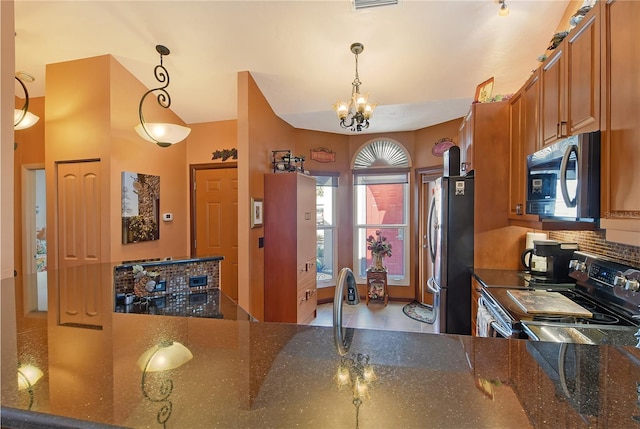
xmin=251 ymin=198 xmax=263 ymax=228
xmin=474 ymin=77 xmax=495 ymax=103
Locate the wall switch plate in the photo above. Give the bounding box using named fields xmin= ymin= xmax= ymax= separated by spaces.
xmin=162 ymin=213 xmax=173 ymax=222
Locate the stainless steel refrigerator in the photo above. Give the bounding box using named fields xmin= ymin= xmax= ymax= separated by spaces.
xmin=426 ymin=174 xmax=474 ymax=335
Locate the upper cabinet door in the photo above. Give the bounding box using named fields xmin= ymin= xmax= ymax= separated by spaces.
xmin=600 ymin=0 xmax=640 ymax=232
xmin=541 ymin=47 xmax=565 ymax=147
xmin=565 ymin=11 xmax=601 ymax=136
xmin=540 ymin=7 xmax=601 ymax=148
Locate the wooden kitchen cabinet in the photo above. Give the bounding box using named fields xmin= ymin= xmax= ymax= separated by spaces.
xmin=264 ymin=173 xmax=318 ymax=324
xmin=458 ymin=109 xmax=474 ymax=174
xmin=457 ymin=101 xmax=508 ymax=178
xmin=540 ymin=6 xmax=601 ymax=147
xmin=470 ymin=277 xmax=481 ymax=335
xmin=508 ymin=70 xmax=542 ymax=223
xmin=599 ymin=0 xmax=640 ymax=246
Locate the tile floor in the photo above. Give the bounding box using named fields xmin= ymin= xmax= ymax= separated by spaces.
xmin=308 ymin=300 xmax=437 ymax=334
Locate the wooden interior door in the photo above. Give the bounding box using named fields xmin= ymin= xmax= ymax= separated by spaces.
xmin=193 ymin=165 xmax=238 ymax=301
xmin=56 ymin=161 xmax=102 ymax=326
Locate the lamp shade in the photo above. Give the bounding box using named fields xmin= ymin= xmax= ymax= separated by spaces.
xmin=137 ymin=341 xmax=193 ymax=372
xmin=135 ymin=123 xmax=191 ymax=147
xmin=17 ymin=364 xmax=43 ymax=390
xmin=14 ymin=109 xmax=40 ymax=131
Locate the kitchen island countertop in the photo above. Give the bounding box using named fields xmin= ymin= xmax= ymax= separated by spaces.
xmin=2 ymin=274 xmax=640 ymax=428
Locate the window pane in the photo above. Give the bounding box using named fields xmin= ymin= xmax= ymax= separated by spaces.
xmin=316 ymin=185 xmax=335 ymax=226
xmin=316 ymin=229 xmax=334 ymax=283
xmin=357 ymin=227 xmax=405 ymax=279
xmin=356 ymin=183 xmax=406 ymax=224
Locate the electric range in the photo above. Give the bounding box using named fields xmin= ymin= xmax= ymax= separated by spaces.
xmin=479 ymin=251 xmax=640 ymax=344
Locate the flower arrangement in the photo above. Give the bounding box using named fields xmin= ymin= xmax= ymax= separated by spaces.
xmin=132 ymin=265 xmax=160 ymax=297
xmin=366 ymin=230 xmax=392 ymax=258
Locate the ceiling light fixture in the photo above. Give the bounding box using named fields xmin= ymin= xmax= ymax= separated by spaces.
xmin=498 ymin=0 xmax=510 ymax=16
xmin=332 ymin=42 xmax=377 ymax=132
xmin=14 ymin=73 xmax=40 ymax=130
xmin=135 ymin=45 xmax=191 ymax=148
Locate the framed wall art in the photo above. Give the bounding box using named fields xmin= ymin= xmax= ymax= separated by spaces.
xmin=121 ymin=171 xmax=160 ymax=243
xmin=251 ymin=198 xmax=263 ymax=228
xmin=474 ymin=77 xmax=494 ymax=103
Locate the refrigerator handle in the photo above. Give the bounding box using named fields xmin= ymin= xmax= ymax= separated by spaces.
xmin=427 ymin=195 xmax=438 ymax=264
xmin=425 ymin=277 xmax=440 ymax=323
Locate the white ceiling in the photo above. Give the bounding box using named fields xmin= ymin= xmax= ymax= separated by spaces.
xmin=14 ymin=0 xmax=571 ymax=135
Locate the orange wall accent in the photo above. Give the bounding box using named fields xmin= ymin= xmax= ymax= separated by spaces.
xmin=187 ymin=120 xmax=238 ymax=165
xmin=108 ymin=56 xmax=190 ymax=262
xmin=44 ymin=55 xmax=191 ymax=270
xmin=238 ymin=71 xmax=296 ymax=321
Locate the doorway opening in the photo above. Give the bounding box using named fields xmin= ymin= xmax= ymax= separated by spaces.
xmin=22 ymin=166 xmax=47 ymax=312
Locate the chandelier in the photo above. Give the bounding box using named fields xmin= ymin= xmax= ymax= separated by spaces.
xmin=332 ymin=42 xmax=377 ymax=132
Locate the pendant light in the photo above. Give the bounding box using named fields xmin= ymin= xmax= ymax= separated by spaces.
xmin=14 ymin=73 xmax=40 ymax=130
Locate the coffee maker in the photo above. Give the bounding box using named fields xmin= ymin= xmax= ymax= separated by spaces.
xmin=521 ymin=232 xmax=548 ymax=275
xmin=528 ymin=240 xmax=579 ymax=283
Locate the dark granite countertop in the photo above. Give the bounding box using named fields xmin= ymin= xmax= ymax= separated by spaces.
xmin=2 ymin=274 xmax=640 ymax=428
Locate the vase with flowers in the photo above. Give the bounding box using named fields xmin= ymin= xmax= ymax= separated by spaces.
xmin=366 ymin=230 xmax=392 ymax=272
xmin=132 ymin=265 xmax=160 ymax=297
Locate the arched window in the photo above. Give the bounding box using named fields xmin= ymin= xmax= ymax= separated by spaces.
xmin=353 ymin=140 xmax=410 ymax=286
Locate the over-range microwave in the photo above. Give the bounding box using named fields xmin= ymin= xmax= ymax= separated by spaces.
xmin=526 ymin=131 xmax=600 ymax=221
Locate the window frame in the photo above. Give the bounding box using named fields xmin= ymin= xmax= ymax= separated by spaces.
xmin=311 ymin=171 xmax=339 ymax=288
xmin=353 ymin=169 xmax=410 ymax=286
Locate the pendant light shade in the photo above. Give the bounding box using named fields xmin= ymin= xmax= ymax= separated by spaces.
xmin=14 ymin=74 xmax=40 ymax=130
xmin=134 ymin=123 xmax=191 ymax=146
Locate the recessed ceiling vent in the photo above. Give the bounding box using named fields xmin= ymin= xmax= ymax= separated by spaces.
xmin=353 ymin=0 xmax=399 ymax=11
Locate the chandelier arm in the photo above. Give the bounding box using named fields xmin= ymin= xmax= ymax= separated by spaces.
xmin=14 ymin=76 xmax=29 ymax=127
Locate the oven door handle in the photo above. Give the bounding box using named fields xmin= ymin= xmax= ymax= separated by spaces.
xmin=478 ymin=297 xmax=512 ymax=338
xmin=489 ymin=320 xmax=512 ymax=338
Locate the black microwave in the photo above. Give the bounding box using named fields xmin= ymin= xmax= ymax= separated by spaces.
xmin=526 ymin=131 xmax=600 ymax=220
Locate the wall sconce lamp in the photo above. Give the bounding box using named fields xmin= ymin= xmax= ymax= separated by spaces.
xmin=137 ymin=340 xmax=193 ymax=428
xmin=498 ymin=0 xmax=510 ymax=17
xmin=332 ymin=42 xmax=377 ymax=132
xmin=17 ymin=363 xmax=44 ymax=410
xmin=335 ymin=352 xmax=377 ymax=427
xmin=135 ymin=45 xmax=191 ymax=148
xmin=14 ymin=73 xmax=40 ymax=130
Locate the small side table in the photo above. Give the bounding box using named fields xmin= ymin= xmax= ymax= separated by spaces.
xmin=366 ymin=270 xmax=388 ymax=306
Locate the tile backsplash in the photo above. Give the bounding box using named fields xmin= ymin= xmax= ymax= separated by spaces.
xmin=548 ymin=230 xmax=640 ymax=268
